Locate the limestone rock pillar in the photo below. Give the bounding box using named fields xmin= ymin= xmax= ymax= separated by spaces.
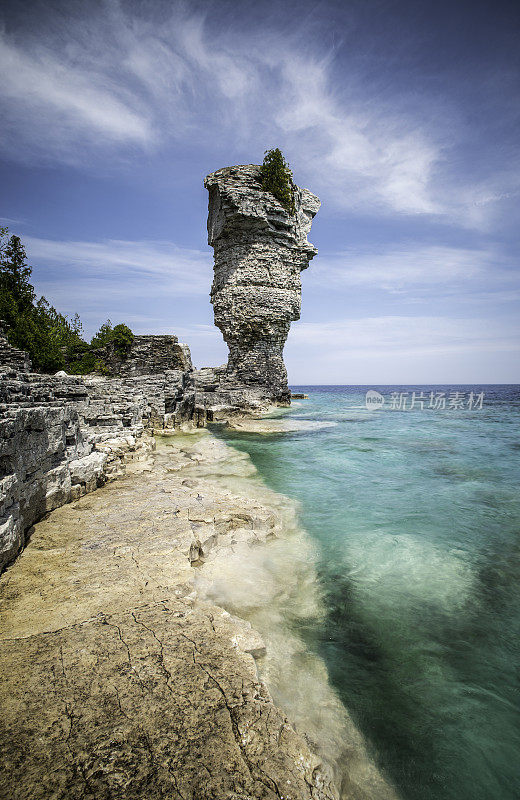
xmin=204 ymin=164 xmax=320 ymax=403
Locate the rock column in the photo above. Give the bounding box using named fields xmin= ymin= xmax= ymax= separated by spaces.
xmin=204 ymin=164 xmax=320 ymax=403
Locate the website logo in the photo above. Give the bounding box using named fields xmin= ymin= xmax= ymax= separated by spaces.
xmin=365 ymin=390 xmax=385 ymax=409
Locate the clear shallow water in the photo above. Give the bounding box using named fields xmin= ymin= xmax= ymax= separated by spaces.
xmin=217 ymin=386 xmax=520 ymax=800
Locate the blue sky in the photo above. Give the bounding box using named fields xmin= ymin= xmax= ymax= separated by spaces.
xmin=1 ymin=0 xmax=519 ymax=383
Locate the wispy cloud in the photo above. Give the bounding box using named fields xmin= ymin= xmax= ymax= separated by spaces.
xmin=306 ymin=244 xmax=518 ymax=293
xmin=0 ymin=5 xmax=256 ymax=164
xmin=286 ymin=314 xmax=520 ymax=382
xmin=0 ymin=1 xmax=514 ymax=223
xmin=0 ymin=36 xmax=153 ymax=164
xmin=25 ymin=236 xmax=212 ymax=295
xmin=289 ymin=315 xmax=519 ymax=355
xmin=23 ymin=234 xmax=226 ymax=365
xmin=0 ymin=216 xmax=24 ymax=225
xmin=273 ymin=51 xmax=442 ymax=216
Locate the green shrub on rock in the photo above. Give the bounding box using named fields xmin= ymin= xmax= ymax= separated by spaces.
xmin=111 ymin=323 xmax=134 ymax=353
xmin=260 ymin=148 xmax=295 ymax=214
xmin=91 ymin=320 xmax=134 ymax=353
xmin=68 ymin=351 xmax=97 ymax=375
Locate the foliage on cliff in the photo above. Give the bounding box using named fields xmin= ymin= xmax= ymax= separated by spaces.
xmin=260 ymin=149 xmax=295 ymax=214
xmin=0 ymin=228 xmax=83 ymax=371
xmin=68 ymin=320 xmax=135 ymax=375
xmin=91 ymin=320 xmax=134 ymax=352
xmin=0 ymin=227 xmax=133 ymax=374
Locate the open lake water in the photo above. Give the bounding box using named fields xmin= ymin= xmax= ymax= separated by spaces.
xmin=218 ymin=385 xmax=520 ymax=800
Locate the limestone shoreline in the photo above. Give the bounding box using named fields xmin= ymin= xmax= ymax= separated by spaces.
xmin=0 ymin=159 xmax=398 ymax=799
xmin=0 ymin=427 xmax=397 ymax=800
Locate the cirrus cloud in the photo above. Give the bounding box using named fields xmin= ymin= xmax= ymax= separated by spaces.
xmin=1 ymin=1 xmax=513 ymax=224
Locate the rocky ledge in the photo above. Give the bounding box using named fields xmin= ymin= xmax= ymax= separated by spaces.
xmin=0 ymin=431 xmax=398 ymax=800
xmin=0 ymin=351 xmax=203 ymax=572
xmin=0 ymin=433 xmax=340 ymax=800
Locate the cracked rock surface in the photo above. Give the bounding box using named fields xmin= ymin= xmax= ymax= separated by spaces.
xmin=0 ymin=600 xmax=333 ymax=800
xmin=0 ymin=432 xmax=338 ymax=800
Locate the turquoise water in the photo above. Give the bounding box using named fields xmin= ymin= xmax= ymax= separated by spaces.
xmin=217 ymin=386 xmax=520 ymax=800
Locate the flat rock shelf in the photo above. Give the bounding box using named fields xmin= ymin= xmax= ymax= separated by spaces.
xmin=0 ymin=431 xmax=398 ymax=800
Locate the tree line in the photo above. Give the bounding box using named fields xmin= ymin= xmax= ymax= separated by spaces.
xmin=0 ymin=227 xmax=133 ymax=374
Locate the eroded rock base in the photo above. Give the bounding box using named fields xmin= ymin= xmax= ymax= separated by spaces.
xmin=205 ymin=164 xmax=320 ymax=405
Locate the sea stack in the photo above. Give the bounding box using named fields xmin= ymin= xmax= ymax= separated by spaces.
xmin=204 ymin=164 xmax=320 ymax=404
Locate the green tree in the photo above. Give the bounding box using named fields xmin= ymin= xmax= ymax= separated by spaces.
xmin=260 ymin=148 xmax=295 ymax=214
xmin=0 ymin=227 xmax=134 ymax=374
xmin=111 ymin=323 xmax=134 ymax=352
xmin=0 ymin=228 xmax=35 ymax=323
xmin=91 ymin=319 xmax=113 ymax=348
xmin=91 ymin=319 xmax=134 ymax=353
xmin=0 ymin=229 xmax=65 ymax=370
xmin=8 ymin=305 xmax=65 ymax=373
xmin=67 ymin=351 xmax=99 ymax=375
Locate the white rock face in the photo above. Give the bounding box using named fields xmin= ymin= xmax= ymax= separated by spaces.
xmin=205 ymin=164 xmax=320 ymax=403
xmin=0 ymin=369 xmax=198 ymax=572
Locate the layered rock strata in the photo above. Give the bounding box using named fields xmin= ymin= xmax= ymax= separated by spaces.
xmin=85 ymin=333 xmax=193 ymax=377
xmin=0 ymin=356 xmax=203 ymax=571
xmin=0 ymin=321 xmax=31 ymax=372
xmin=192 ymin=364 xmax=276 ymax=418
xmin=205 ymin=164 xmax=320 ymax=405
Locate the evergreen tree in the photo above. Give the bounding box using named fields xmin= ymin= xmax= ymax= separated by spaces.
xmin=260 ymin=149 xmax=295 ymax=214
xmin=0 ymin=228 xmax=35 ymax=323
xmin=91 ymin=319 xmax=113 ymax=348
xmin=0 ymin=227 xmax=133 ymax=374
xmin=91 ymin=320 xmax=134 ymax=352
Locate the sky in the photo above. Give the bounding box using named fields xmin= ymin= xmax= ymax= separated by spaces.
xmin=0 ymin=0 xmax=519 ymax=383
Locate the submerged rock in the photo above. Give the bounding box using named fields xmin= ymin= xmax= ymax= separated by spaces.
xmin=225 ymin=418 xmax=337 ymax=434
